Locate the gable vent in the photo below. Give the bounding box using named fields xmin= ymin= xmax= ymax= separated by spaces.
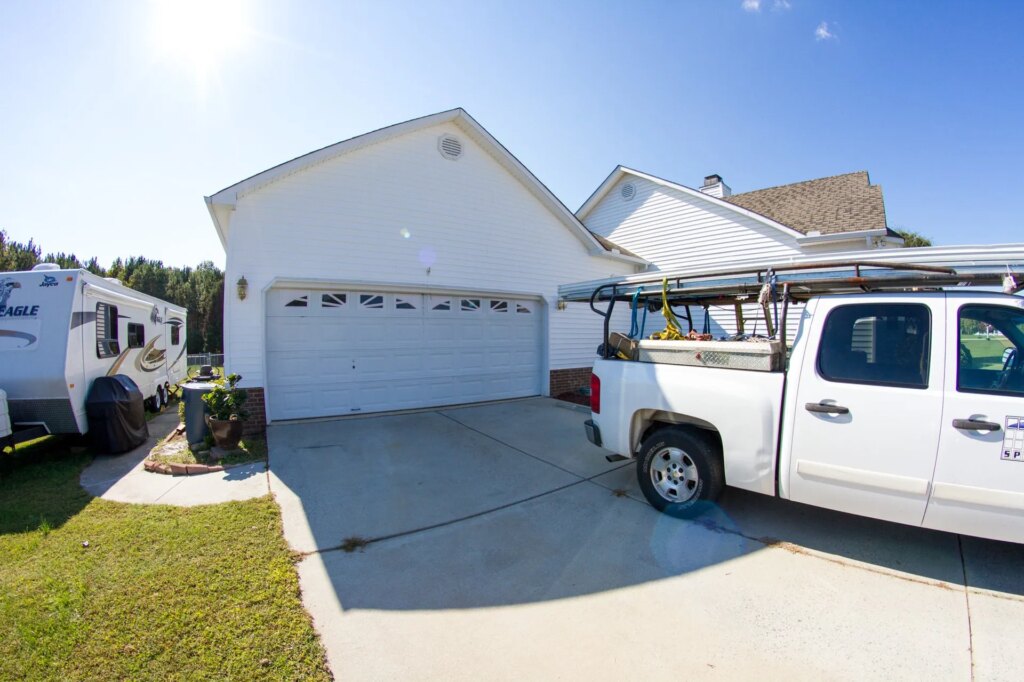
xmin=438 ymin=135 xmax=463 ymax=160
xmin=620 ymin=182 xmax=636 ymax=200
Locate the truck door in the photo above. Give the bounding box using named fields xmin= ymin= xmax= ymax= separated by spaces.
xmin=786 ymin=295 xmax=945 ymax=526
xmin=923 ymin=297 xmax=1024 ymax=543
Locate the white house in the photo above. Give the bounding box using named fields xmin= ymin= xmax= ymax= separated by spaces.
xmin=578 ymin=166 xmax=902 ymax=274
xmin=205 ymin=109 xmax=643 ymax=428
xmin=206 ymin=108 xmax=913 ymax=428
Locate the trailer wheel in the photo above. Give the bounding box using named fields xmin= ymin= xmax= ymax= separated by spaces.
xmin=637 ymin=427 xmax=724 ymax=518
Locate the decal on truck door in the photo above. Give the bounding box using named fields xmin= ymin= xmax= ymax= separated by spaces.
xmin=1003 ymin=417 xmax=1024 ymax=462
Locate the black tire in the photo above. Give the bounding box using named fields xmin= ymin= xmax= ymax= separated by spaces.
xmin=636 ymin=427 xmax=724 ymax=518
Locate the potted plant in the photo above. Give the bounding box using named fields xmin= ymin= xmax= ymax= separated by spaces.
xmin=201 ymin=373 xmax=248 ymax=450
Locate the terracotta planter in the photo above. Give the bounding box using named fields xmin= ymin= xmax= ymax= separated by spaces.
xmin=206 ymin=417 xmax=243 ymax=450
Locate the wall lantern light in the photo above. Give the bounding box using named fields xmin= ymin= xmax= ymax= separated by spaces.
xmin=237 ymin=276 xmax=248 ymax=301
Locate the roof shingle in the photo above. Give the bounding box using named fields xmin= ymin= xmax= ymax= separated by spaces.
xmin=723 ymin=171 xmax=888 ymax=235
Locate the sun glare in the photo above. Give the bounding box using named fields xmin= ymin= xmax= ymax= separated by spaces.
xmin=150 ymin=0 xmax=249 ymax=90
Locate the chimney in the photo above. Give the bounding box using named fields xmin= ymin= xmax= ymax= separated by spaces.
xmin=700 ymin=174 xmax=732 ymax=198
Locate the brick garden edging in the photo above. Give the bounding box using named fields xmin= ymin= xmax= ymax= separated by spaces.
xmin=143 ymin=459 xmax=257 ymax=477
xmin=144 ymin=422 xmax=261 ymax=477
xmin=144 ymin=460 xmax=226 ymax=476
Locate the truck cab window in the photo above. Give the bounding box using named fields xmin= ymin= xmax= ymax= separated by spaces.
xmin=817 ymin=303 xmax=930 ymax=389
xmin=127 ymin=323 xmax=145 ymax=349
xmin=96 ymin=303 xmax=120 ymax=358
xmin=958 ymin=305 xmax=1024 ymax=397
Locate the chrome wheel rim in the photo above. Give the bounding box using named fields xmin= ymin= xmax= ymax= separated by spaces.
xmin=650 ymin=447 xmax=699 ymax=503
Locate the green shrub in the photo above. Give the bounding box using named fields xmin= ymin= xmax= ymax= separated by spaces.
xmin=200 ymin=374 xmax=248 ymax=422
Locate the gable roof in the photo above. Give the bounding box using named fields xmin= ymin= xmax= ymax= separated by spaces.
xmin=205 ymin=109 xmax=644 ymax=265
xmin=577 ymin=166 xmax=895 ymax=247
xmin=723 ymin=171 xmax=889 ymax=236
xmin=577 ymin=165 xmax=806 ymax=240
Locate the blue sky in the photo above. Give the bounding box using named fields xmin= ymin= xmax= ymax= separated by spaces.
xmin=1 ymin=0 xmax=1021 ymax=268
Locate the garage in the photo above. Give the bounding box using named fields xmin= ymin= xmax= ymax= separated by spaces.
xmin=266 ymin=288 xmax=543 ymax=420
xmin=206 ymin=109 xmax=641 ymax=430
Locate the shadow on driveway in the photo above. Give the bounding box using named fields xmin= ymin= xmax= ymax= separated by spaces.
xmin=269 ymin=398 xmax=1024 ymax=680
xmin=268 ymin=397 xmax=1024 ymax=610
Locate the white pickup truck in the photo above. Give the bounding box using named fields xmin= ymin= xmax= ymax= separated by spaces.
xmin=580 ymin=267 xmax=1024 ymax=544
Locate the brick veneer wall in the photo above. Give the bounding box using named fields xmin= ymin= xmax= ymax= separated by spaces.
xmin=549 ymin=367 xmax=592 ymax=397
xmin=241 ymin=387 xmax=267 ymax=436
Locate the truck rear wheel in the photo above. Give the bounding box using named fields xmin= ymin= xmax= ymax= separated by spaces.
xmin=637 ymin=427 xmax=724 ymax=518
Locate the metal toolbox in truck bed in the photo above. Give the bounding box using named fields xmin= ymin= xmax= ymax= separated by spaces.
xmin=635 ymin=339 xmax=786 ymax=372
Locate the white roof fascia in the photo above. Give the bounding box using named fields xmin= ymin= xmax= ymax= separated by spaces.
xmin=795 ymin=228 xmax=892 ymax=245
xmin=204 ymin=108 xmax=645 ymax=266
xmin=204 ymin=196 xmax=228 ymax=250
xmin=576 ymin=166 xmax=806 ymax=241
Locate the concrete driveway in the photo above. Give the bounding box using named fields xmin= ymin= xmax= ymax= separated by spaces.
xmin=268 ymin=397 xmax=1024 ymax=680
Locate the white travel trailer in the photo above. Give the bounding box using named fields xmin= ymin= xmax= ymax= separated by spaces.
xmin=0 ymin=264 xmax=188 ymax=437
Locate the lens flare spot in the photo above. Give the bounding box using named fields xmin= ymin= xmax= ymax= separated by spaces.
xmin=418 ymin=247 xmax=437 ymax=267
xmin=400 ymin=229 xmax=411 ymax=239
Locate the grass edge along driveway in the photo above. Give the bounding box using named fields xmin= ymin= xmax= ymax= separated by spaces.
xmin=0 ymin=450 xmax=331 ymax=681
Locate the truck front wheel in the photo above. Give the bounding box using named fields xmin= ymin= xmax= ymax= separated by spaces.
xmin=637 ymin=427 xmax=724 ymax=518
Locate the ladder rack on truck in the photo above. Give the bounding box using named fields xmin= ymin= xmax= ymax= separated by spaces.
xmin=558 ymin=260 xmax=1024 ymax=365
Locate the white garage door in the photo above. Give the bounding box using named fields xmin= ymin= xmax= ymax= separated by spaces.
xmin=266 ymin=289 xmax=543 ymax=420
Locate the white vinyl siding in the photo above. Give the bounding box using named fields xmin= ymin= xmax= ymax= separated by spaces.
xmin=584 ymin=177 xmax=805 ymax=272
xmin=223 ymin=121 xmax=637 ymax=395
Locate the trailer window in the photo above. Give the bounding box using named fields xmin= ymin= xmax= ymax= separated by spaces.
xmin=96 ymin=303 xmax=120 ymax=358
xmin=817 ymin=303 xmax=931 ymax=389
xmin=127 ymin=323 xmax=145 ymax=349
xmin=171 ymin=325 xmax=181 ymax=345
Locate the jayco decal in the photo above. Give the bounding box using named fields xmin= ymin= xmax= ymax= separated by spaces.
xmin=1002 ymin=417 xmax=1024 ymax=462
xmin=40 ymin=275 xmax=59 ymax=288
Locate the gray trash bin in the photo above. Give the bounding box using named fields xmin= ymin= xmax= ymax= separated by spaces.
xmin=182 ymin=382 xmax=217 ymax=446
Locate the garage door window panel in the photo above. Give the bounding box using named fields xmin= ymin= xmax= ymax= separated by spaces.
xmin=429 ymin=296 xmax=452 ymax=312
xmin=395 ymin=296 xmax=418 ymax=311
xmin=359 ymin=294 xmax=385 ymax=310
xmin=321 ymin=293 xmax=347 ymax=309
xmin=269 ymin=290 xmax=317 ymax=318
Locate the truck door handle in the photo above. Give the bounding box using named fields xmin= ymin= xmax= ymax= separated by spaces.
xmin=952 ymin=418 xmax=1001 ymax=432
xmin=805 ymin=402 xmax=849 ymax=415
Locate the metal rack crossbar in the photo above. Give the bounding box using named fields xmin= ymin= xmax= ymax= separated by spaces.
xmin=561 ymin=260 xmax=1024 ymax=359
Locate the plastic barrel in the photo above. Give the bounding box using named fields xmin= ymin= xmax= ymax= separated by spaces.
xmin=182 ymin=382 xmax=217 ymax=446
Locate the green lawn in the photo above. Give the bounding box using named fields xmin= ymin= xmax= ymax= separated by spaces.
xmin=962 ymin=335 xmax=1014 ymax=370
xmin=0 ymin=452 xmax=330 ymax=681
